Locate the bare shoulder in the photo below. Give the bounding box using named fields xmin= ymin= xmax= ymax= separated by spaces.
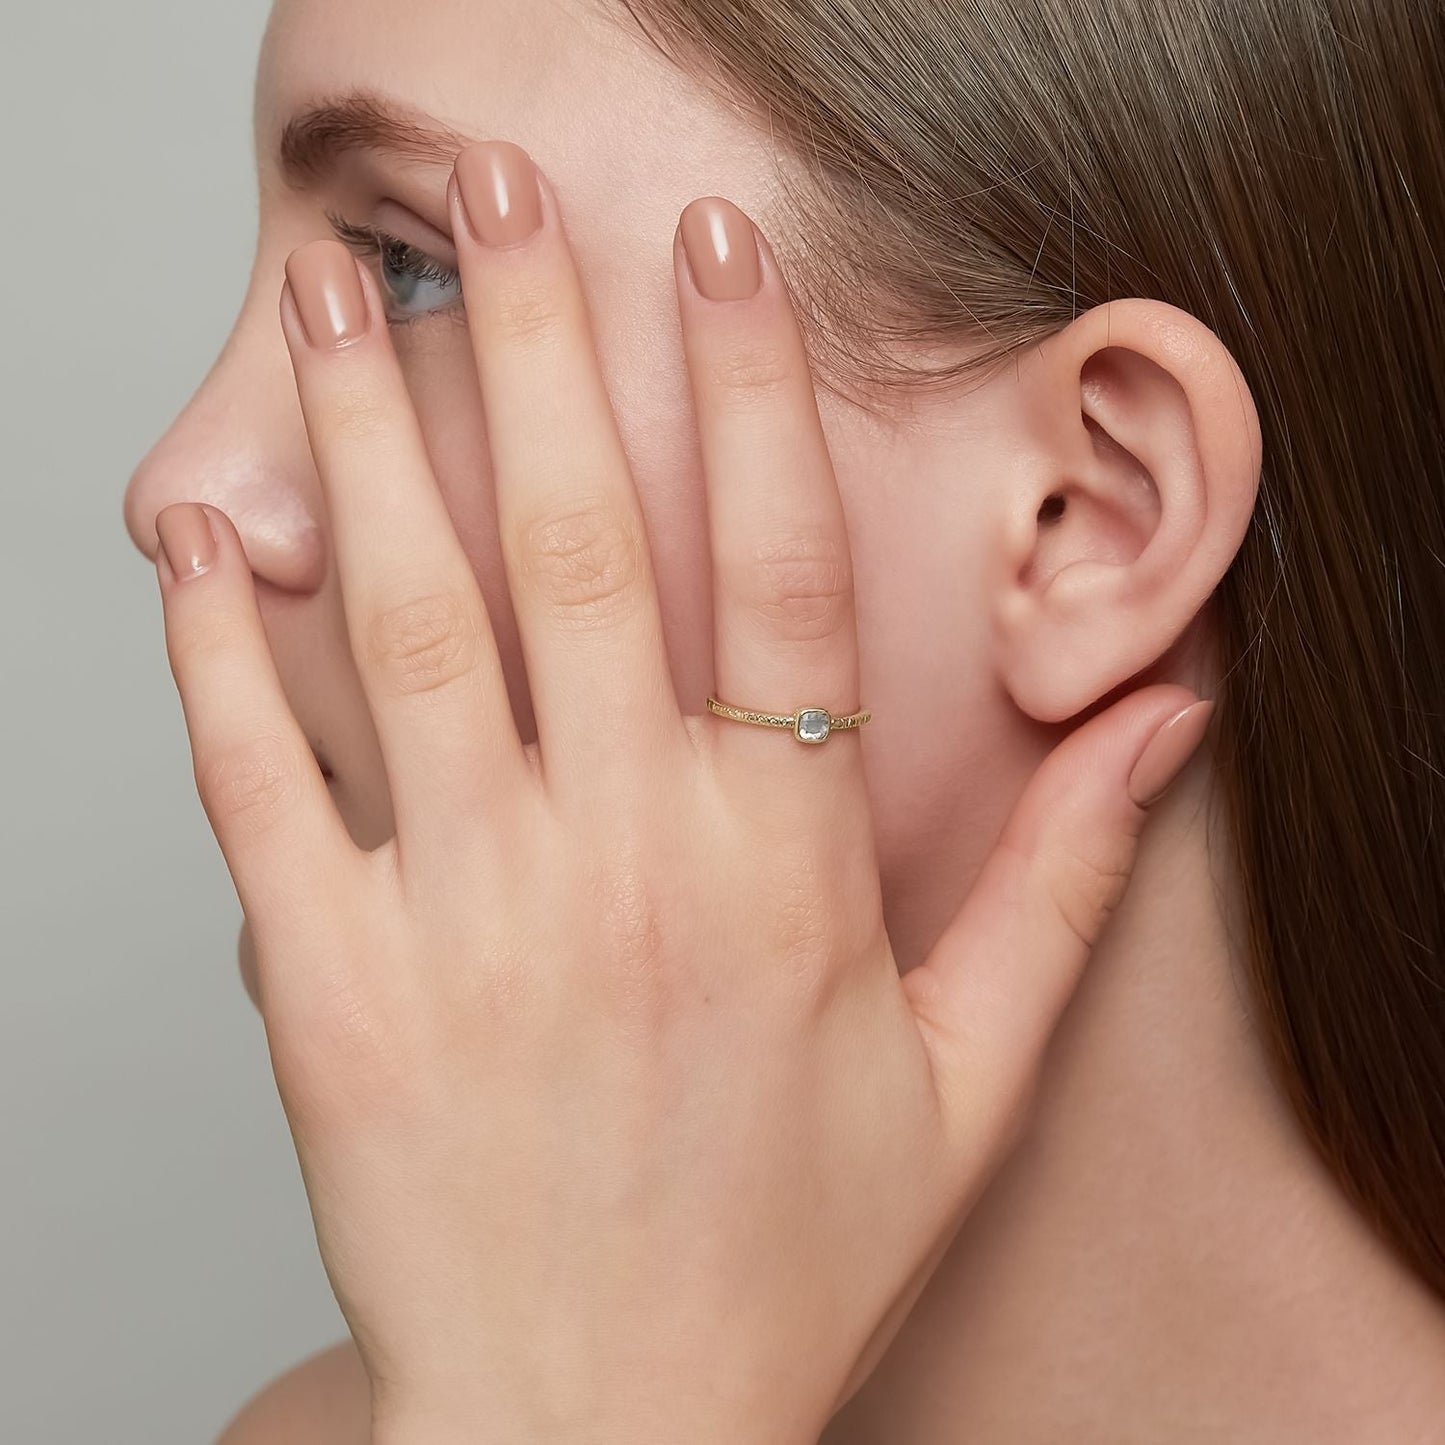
xmin=216 ymin=1339 xmax=371 ymax=1444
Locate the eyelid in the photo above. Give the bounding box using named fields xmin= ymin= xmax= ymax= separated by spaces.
xmin=370 ymin=196 xmax=458 ymax=267
xmin=323 ymin=206 xmax=452 ymax=264
xmin=322 ymin=207 xmax=464 ymax=330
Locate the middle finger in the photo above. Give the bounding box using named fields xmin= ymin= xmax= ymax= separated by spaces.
xmin=448 ymin=139 xmax=683 ymax=805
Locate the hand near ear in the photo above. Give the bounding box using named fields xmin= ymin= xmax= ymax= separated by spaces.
xmin=156 ymin=147 xmax=1232 ymax=1444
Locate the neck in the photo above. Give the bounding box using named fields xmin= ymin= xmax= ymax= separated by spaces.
xmin=829 ymin=767 xmax=1445 ymax=1442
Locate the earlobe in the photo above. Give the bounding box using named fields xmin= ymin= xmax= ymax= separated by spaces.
xmin=993 ymin=298 xmax=1261 ymax=723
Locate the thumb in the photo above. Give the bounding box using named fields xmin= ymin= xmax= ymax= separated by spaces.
xmin=902 ymin=684 xmax=1215 ymax=1170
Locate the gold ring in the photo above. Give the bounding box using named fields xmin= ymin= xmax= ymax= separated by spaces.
xmin=705 ymin=694 xmax=872 ymax=745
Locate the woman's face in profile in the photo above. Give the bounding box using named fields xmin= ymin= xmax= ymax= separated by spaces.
xmin=122 ymin=0 xmax=1020 ymax=998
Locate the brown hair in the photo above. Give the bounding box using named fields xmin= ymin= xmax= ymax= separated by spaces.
xmin=615 ymin=0 xmax=1445 ymax=1293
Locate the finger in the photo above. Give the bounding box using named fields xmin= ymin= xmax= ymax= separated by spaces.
xmin=279 ymin=239 xmax=526 ymax=877
xmin=902 ymin=686 xmax=1214 ymax=1169
xmin=446 ymin=140 xmax=682 ymax=803
xmin=673 ymin=198 xmax=870 ymax=821
xmin=153 ymin=501 xmax=365 ymax=969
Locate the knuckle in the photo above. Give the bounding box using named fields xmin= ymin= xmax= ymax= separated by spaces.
xmin=1045 ymin=834 xmax=1135 ymax=951
xmin=363 ymin=591 xmax=482 ymax=697
xmin=324 ymin=384 xmax=391 ymax=445
xmin=706 ymin=337 xmax=793 ymax=406
xmin=196 ymin=735 xmax=306 ymax=840
xmin=516 ymin=501 xmax=646 ymax=626
xmin=491 ymin=280 xmax=567 ymax=350
xmin=731 ymin=528 xmax=855 ymax=645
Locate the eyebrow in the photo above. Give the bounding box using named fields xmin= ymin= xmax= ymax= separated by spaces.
xmin=277 ymin=90 xmax=476 ymax=188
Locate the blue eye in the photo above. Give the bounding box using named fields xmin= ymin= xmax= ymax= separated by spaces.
xmin=323 ymin=209 xmax=463 ymax=328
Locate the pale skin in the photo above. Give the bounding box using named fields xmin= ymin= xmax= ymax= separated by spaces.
xmin=120 ymin=0 xmax=1445 ymax=1440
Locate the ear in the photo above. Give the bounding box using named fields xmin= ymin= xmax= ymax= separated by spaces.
xmin=992 ymin=298 xmax=1261 ymax=723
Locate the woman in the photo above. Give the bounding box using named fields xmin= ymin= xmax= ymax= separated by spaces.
xmin=123 ymin=0 xmax=1445 ymax=1439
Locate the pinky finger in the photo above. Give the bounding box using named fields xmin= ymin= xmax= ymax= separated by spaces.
xmin=154 ymin=502 xmax=366 ymax=958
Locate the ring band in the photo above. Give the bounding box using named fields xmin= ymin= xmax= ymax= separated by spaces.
xmin=705 ymin=694 xmax=872 ymax=745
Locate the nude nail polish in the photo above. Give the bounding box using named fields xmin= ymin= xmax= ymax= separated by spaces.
xmin=679 ymin=197 xmax=761 ymax=301
xmin=284 ymin=240 xmax=370 ymax=348
xmin=454 ymin=140 xmax=543 ymax=247
xmin=1127 ymin=700 xmax=1215 ymax=807
xmin=156 ymin=502 xmax=217 ymax=581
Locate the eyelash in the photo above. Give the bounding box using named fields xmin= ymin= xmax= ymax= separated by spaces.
xmin=323 ymin=207 xmax=464 ymax=332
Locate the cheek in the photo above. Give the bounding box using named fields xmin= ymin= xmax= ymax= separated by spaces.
xmin=404 ymin=338 xmax=496 ymax=554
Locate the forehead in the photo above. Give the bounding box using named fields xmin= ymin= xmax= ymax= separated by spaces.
xmin=260 ymin=0 xmax=636 ymax=138
xmin=255 ymin=0 xmax=784 ymax=237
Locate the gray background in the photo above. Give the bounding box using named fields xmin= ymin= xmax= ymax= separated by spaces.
xmin=4 ymin=3 xmax=348 ymax=1441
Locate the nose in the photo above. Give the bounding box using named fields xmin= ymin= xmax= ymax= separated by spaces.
xmin=123 ymin=299 xmax=327 ymax=595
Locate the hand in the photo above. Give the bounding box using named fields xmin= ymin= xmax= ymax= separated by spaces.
xmin=153 ymin=139 xmax=1211 ymax=1443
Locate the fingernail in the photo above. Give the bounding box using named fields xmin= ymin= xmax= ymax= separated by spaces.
xmin=1127 ymin=699 xmax=1215 ymax=807
xmin=679 ymin=197 xmax=761 ymax=301
xmin=454 ymin=140 xmax=543 ymax=247
xmin=284 ymin=240 xmax=370 ymax=348
xmin=156 ymin=503 xmax=217 ymax=582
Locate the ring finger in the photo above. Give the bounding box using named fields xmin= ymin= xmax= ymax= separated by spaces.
xmin=674 ymin=198 xmax=872 ymax=823
xmin=447 ymin=140 xmax=683 ymax=807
